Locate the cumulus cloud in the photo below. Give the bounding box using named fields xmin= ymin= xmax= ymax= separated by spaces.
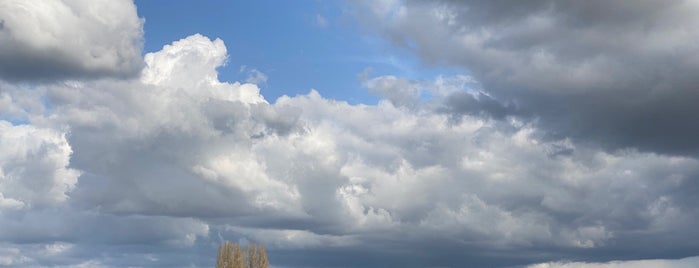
xmin=0 ymin=121 xmax=79 ymax=209
xmin=352 ymin=0 xmax=699 ymax=155
xmin=0 ymin=0 xmax=143 ymax=81
xmin=44 ymin=35 xmax=296 ymax=220
xmin=2 ymin=32 xmax=699 ymax=266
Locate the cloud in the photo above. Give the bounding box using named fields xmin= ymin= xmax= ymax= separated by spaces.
xmin=142 ymin=34 xmax=228 ymax=88
xmin=0 ymin=209 xmax=209 ymax=247
xmin=352 ymin=0 xmax=699 ymax=156
xmin=364 ymin=75 xmax=422 ymax=107
xmin=316 ymin=14 xmax=329 ymax=28
xmin=3 ymin=32 xmax=699 ymax=267
xmin=0 ymin=0 xmax=143 ymax=81
xmin=528 ymin=256 xmax=699 ymax=268
xmin=0 ymin=121 xmax=80 ymax=209
xmin=2 ymin=1 xmax=699 ymax=267
xmin=240 ymin=66 xmax=269 ymax=85
xmin=49 ymin=35 xmax=293 ymax=219
xmin=363 ymin=73 xmax=517 ymax=119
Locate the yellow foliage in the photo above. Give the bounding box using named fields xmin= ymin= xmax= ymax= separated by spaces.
xmin=216 ymin=241 xmax=268 ymax=268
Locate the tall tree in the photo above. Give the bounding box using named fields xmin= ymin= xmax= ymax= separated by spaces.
xmin=256 ymin=245 xmax=269 ymax=268
xmin=216 ymin=242 xmax=233 ymax=268
xmin=216 ymin=241 xmax=269 ymax=268
xmin=232 ymin=243 xmax=245 ymax=268
xmin=247 ymin=243 xmax=258 ymax=268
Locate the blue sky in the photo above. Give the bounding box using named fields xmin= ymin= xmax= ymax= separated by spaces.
xmin=2 ymin=1 xmax=699 ymax=267
xmin=134 ymin=0 xmax=461 ymax=104
xmin=136 ymin=0 xmax=391 ymax=104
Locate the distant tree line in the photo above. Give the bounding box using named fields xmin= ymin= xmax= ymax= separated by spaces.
xmin=216 ymin=241 xmax=269 ymax=268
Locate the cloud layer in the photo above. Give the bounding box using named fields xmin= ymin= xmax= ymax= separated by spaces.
xmin=1 ymin=1 xmax=699 ymax=267
xmin=353 ymin=0 xmax=699 ymax=155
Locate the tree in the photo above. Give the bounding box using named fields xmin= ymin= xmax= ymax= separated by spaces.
xmin=247 ymin=243 xmax=269 ymax=268
xmin=256 ymin=244 xmax=269 ymax=268
xmin=246 ymin=243 xmax=257 ymax=268
xmin=216 ymin=241 xmax=268 ymax=268
xmin=216 ymin=242 xmax=233 ymax=268
xmin=232 ymin=243 xmax=245 ymax=268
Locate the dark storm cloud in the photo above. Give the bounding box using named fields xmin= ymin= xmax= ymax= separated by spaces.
xmin=356 ymin=0 xmax=699 ymax=155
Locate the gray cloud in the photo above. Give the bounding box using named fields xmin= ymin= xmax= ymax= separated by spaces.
xmin=363 ymin=74 xmax=519 ymax=119
xmin=0 ymin=0 xmax=144 ymax=81
xmin=353 ymin=0 xmax=699 ymax=156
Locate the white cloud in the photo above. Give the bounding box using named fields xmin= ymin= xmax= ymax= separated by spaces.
xmin=239 ymin=66 xmax=269 ymax=85
xmin=316 ymin=14 xmax=329 ymax=28
xmin=0 ymin=121 xmax=80 ymax=208
xmin=0 ymin=0 xmax=143 ymax=80
xmin=245 ymin=69 xmax=268 ymax=84
xmin=39 ymin=35 xmax=299 ymax=220
xmin=143 ymin=34 xmax=225 ymax=88
xmin=364 ymin=75 xmax=422 ymax=108
xmin=42 ymin=242 xmax=73 ymax=256
xmin=529 ymin=256 xmax=699 ymax=268
xmin=0 ymin=246 xmax=31 ymax=266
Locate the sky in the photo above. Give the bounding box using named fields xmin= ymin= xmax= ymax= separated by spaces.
xmin=1 ymin=0 xmax=699 ymax=267
xmin=133 ymin=0 xmax=461 ymax=105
